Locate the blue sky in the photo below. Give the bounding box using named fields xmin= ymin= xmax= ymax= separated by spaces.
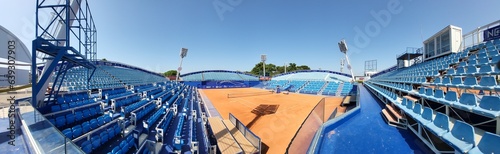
xmin=1 ymin=0 xmax=499 ymax=75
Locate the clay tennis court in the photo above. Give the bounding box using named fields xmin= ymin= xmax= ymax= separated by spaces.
xmin=201 ymin=88 xmax=344 ymax=154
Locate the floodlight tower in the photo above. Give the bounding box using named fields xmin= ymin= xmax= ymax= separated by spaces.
xmin=338 ymin=40 xmax=355 ymax=81
xmin=261 ymin=54 xmax=267 ymax=78
xmin=176 ymin=48 xmax=188 ymax=81
xmin=340 ymin=58 xmax=345 ymax=73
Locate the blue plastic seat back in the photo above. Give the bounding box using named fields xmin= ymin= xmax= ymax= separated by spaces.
xmin=433 ymin=112 xmax=450 ymax=131
xmin=406 ymin=99 xmax=413 ymax=110
xmin=107 ymin=128 xmax=115 ymax=138
xmin=445 ymin=91 xmax=458 ymax=102
xmin=479 ymin=65 xmax=493 ymax=73
xmin=456 ymin=67 xmax=466 ymax=74
xmin=56 ymin=116 xmax=66 ymax=127
xmin=451 ymin=77 xmax=463 ymax=85
xmin=75 ymin=111 xmax=83 ymax=121
xmin=90 ymin=119 xmax=98 ymax=129
xmin=413 ymin=103 xmax=422 ymax=115
xmin=62 ymin=128 xmax=72 ymax=139
xmin=434 ymin=89 xmax=444 ymax=99
xmin=61 ymin=104 xmax=69 ymax=110
xmin=120 ymin=140 xmax=127 ymax=149
xmin=447 ymin=69 xmax=456 ymax=75
xmin=476 ymin=132 xmax=500 ymax=153
xmin=466 ymin=66 xmax=478 ymax=74
xmin=419 ymin=87 xmax=425 ymax=94
xmin=81 ymin=140 xmax=92 ymax=153
xmin=478 ymin=57 xmax=490 ymax=64
xmin=72 ymin=125 xmax=82 ymax=138
xmin=491 ymin=55 xmax=500 ymax=64
xmin=442 ymin=77 xmax=451 ymax=84
xmin=51 ymin=105 xmax=61 ymax=112
xmin=401 ymin=98 xmax=407 ymax=106
xmin=83 ymin=109 xmax=91 ymax=118
xmin=100 ymin=131 xmax=109 ymax=143
xmin=480 ymin=76 xmax=497 ymax=87
xmin=459 ymin=93 xmax=477 ymax=106
xmin=463 ymin=77 xmax=478 ymax=86
xmin=97 ymin=117 xmax=105 ymax=126
xmin=91 ymin=136 xmax=101 ymax=149
xmin=434 ymin=77 xmax=442 ymax=84
xmin=422 ymin=107 xmax=433 ymax=121
xmin=479 ymin=96 xmax=500 ymax=111
xmin=66 ymin=114 xmax=75 ymax=125
xmin=82 ymin=122 xmax=90 ymax=133
xmin=425 ymin=88 xmax=433 ymax=96
xmin=450 ymin=121 xmax=475 ymax=145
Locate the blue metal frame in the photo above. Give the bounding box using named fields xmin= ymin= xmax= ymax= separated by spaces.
xmin=32 ymin=0 xmax=97 ymax=108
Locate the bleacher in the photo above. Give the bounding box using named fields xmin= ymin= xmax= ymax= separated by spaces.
xmin=365 ymin=37 xmax=500 ymax=153
xmin=31 ymin=60 xmax=218 ymax=154
xmin=181 ymin=70 xmax=259 ymax=81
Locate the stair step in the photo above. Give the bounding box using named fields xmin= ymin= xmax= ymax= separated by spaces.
xmin=381 ymin=109 xmax=397 ymax=123
xmin=385 ymin=104 xmax=403 ymax=119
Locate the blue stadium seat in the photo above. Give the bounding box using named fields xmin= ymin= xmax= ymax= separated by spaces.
xmin=418 ymin=87 xmax=425 ymax=95
xmin=57 ymin=97 xmax=65 ymax=104
xmin=90 ymin=119 xmax=98 ymax=129
xmin=111 ymin=146 xmax=120 ymax=154
xmin=127 ymin=136 xmax=135 ymax=150
xmin=105 ymin=115 xmax=112 ymax=123
xmin=55 ymin=116 xmax=66 ymax=127
xmin=468 ymin=132 xmax=500 ymax=154
xmin=472 ymin=96 xmax=500 ymax=118
xmin=100 ymin=131 xmax=109 ymax=144
xmin=82 ymin=121 xmax=91 ymax=134
xmin=478 ymin=57 xmax=490 ymax=65
xmin=89 ymin=108 xmax=97 ymax=117
xmin=409 ymin=103 xmax=422 ymax=119
xmin=62 ymin=128 xmax=72 ymax=139
xmin=97 ymin=116 xmax=105 ymax=126
xmin=429 ymin=89 xmax=444 ymax=103
xmin=477 ymin=76 xmax=497 ymax=90
xmin=91 ymin=136 xmax=101 ymax=150
xmin=489 ymin=55 xmax=500 ymax=65
xmin=403 ymin=99 xmax=414 ymax=113
xmin=114 ymin=124 xmax=122 ymax=137
xmin=459 ymin=77 xmax=477 ymax=89
xmin=455 ymin=67 xmax=466 ymax=75
xmin=83 ymin=109 xmax=91 ymax=119
xmin=442 ymin=120 xmax=475 ymax=153
xmin=440 ymin=91 xmax=458 ymax=106
xmin=454 ymin=93 xmax=476 ymax=112
xmin=441 ymin=77 xmax=451 ymax=86
xmin=424 ymin=112 xmax=449 ymax=136
xmin=450 ymin=77 xmax=463 ymax=88
xmin=81 ymin=140 xmax=92 ymax=154
xmin=431 ymin=77 xmax=441 ymax=86
xmin=66 ymin=114 xmax=75 ymax=125
xmin=69 ymin=102 xmax=77 ymax=108
xmin=51 ymin=105 xmax=61 ymax=112
xmin=424 ymin=88 xmax=434 ymax=99
xmin=75 ymin=111 xmax=83 ymax=122
xmin=415 ymin=107 xmax=433 ymax=125
xmin=477 ymin=65 xmax=493 ymax=75
xmin=72 ymin=125 xmax=83 ymax=138
xmin=61 ymin=104 xmax=69 ymax=110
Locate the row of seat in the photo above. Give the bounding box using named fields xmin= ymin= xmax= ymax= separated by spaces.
xmin=107 ymin=135 xmax=136 ymax=154
xmin=144 ymin=106 xmax=166 ymax=130
xmin=51 ymin=99 xmax=97 ymax=112
xmin=397 ymin=97 xmax=500 ymax=153
xmin=80 ymin=123 xmax=122 ymax=154
xmin=123 ymin=100 xmax=151 ymax=114
xmin=417 ymin=87 xmax=500 ymax=118
xmin=49 ymin=105 xmax=102 ymax=128
xmin=112 ymin=94 xmax=141 ymax=110
xmin=62 ymin=114 xmax=113 ymax=139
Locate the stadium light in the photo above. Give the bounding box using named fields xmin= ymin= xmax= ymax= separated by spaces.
xmin=176 ymin=48 xmax=188 ymax=81
xmin=261 ymin=54 xmax=267 ymax=78
xmin=338 ymin=40 xmax=355 ymax=82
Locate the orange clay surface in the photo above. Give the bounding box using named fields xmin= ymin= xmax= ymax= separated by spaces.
xmin=201 ymin=88 xmax=344 ymax=154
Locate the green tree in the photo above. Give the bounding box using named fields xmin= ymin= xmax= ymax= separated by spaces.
xmin=297 ymin=65 xmax=311 ymax=70
xmin=102 ymin=58 xmax=107 ymax=61
xmin=288 ymin=63 xmax=297 ymax=72
xmin=164 ymin=70 xmax=178 ymax=77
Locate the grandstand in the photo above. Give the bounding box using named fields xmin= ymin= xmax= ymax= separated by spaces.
xmin=262 ymin=70 xmax=354 ymax=96
xmin=2 ymin=1 xmax=500 ymax=154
